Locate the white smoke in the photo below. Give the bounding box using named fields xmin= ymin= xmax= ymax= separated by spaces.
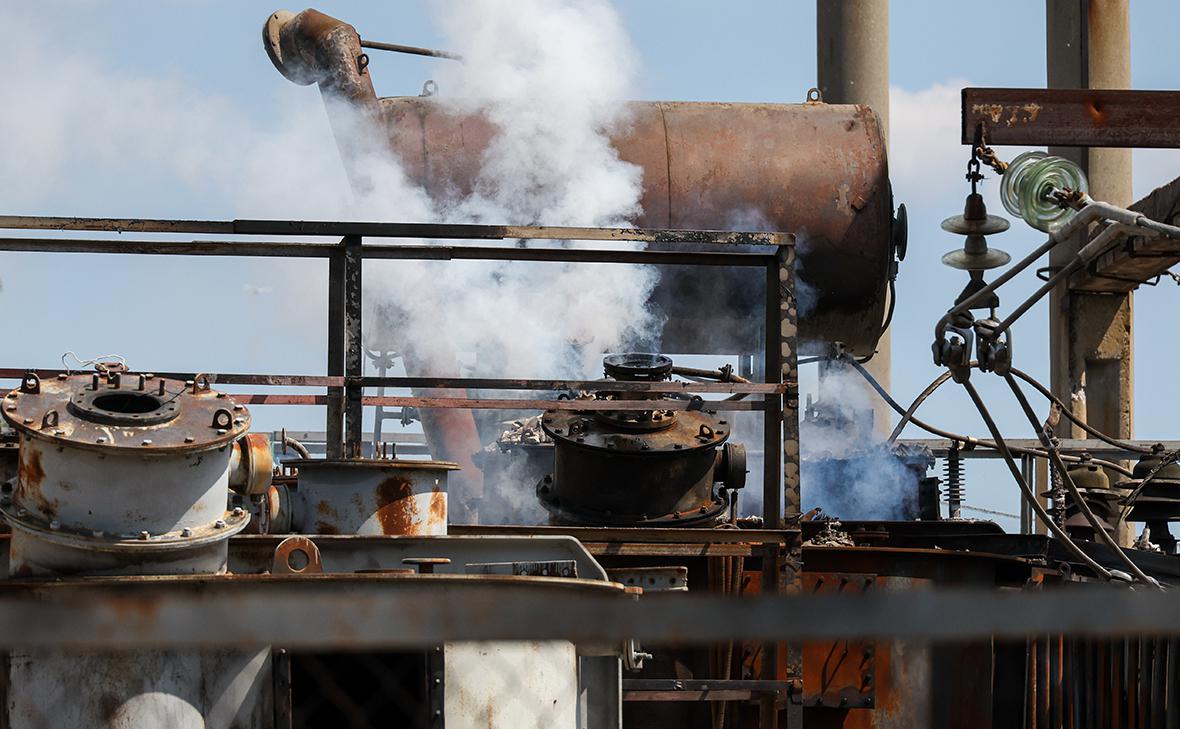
xmin=800 ymin=364 xmax=921 ymax=520
xmin=344 ymin=0 xmax=661 ymax=379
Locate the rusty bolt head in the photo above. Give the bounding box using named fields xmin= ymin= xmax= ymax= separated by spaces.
xmin=56 ymin=374 xmax=66 ymax=381
xmin=96 ymin=437 xmax=106 ymax=444
xmin=53 ymin=430 xmax=64 ymax=436
xmin=232 ymin=404 xmax=244 ymax=411
xmin=145 ymin=373 xmax=154 ymax=380
xmin=232 ymin=507 xmax=245 ymax=518
xmin=184 ymin=436 xmax=195 ymax=443
xmin=141 ymin=439 xmax=153 ymax=446
xmin=216 ymin=392 xmax=227 ymax=399
xmin=217 ymin=429 xmax=227 ymax=435
xmin=214 ymin=519 xmax=227 ymax=529
xmin=719 ymin=419 xmax=728 ymax=425
xmin=5 ymin=405 xmax=13 ymax=412
xmin=138 ymin=530 xmax=150 ymax=540
xmin=180 ymin=527 xmax=193 ymax=537
xmin=21 ymin=418 xmax=32 ymax=425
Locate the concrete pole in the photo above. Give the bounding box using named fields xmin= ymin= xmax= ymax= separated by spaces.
xmin=817 ymin=0 xmax=892 ymax=434
xmin=1046 ymin=0 xmax=1134 ymax=541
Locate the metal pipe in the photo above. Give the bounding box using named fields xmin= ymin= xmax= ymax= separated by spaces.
xmin=359 ymin=38 xmax=462 ymax=61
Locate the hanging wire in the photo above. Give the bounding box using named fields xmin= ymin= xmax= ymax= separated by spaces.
xmin=1008 ymin=367 xmax=1152 ymax=454
xmin=1004 ymin=373 xmax=1156 ymax=586
xmin=1119 ymin=448 xmax=1180 ymax=524
xmin=956 ymin=379 xmax=1115 ymax=581
xmin=840 ymin=355 xmax=1132 ymax=477
xmin=60 ymin=351 xmax=127 ymax=376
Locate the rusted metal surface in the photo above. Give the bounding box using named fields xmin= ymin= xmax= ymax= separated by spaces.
xmin=1077 ymin=173 xmax=1180 ymax=292
xmin=0 ymin=216 xmax=788 ymax=245
xmin=800 ymin=573 xmax=877 ymax=710
xmin=287 ymin=458 xmax=455 ymax=536
xmin=538 ymin=357 xmax=743 ymax=526
xmin=1 ymin=372 xmax=253 ymax=576
xmin=228 ymin=433 xmax=274 ymax=496
xmin=962 ymin=87 xmax=1180 ymax=148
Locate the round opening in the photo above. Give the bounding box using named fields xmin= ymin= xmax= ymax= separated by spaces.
xmin=92 ymin=393 xmax=163 ymax=415
xmin=287 ymin=548 xmax=310 ymax=571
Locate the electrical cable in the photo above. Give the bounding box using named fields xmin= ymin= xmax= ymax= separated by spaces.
xmin=887 ymin=369 xmax=955 ymax=444
xmin=1008 ymin=367 xmax=1152 ymax=455
xmin=840 ymin=355 xmax=1133 ymax=477
xmin=958 ymin=379 xmax=1114 ymax=581
xmin=1004 ymin=373 xmax=1155 ymax=586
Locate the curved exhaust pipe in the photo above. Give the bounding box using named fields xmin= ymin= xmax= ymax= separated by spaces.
xmin=264 ymin=9 xmax=486 ymax=521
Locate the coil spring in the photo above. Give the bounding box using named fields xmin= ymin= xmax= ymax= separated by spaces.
xmin=944 ymin=443 xmax=964 ymax=518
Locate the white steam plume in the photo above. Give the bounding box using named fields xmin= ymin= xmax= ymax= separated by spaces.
xmin=356 ymin=0 xmax=661 ymax=379
xmin=800 ymin=364 xmax=920 ymax=520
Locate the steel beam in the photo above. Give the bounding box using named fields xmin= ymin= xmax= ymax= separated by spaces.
xmin=1078 ymin=174 xmax=1180 ymax=292
xmin=962 ymin=88 xmax=1180 ymax=148
xmin=343 ymin=235 xmax=363 ymax=453
xmin=0 ymin=214 xmax=789 ymax=246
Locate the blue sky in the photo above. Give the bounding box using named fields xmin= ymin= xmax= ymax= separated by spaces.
xmin=2 ymin=2 xmax=1179 ymax=527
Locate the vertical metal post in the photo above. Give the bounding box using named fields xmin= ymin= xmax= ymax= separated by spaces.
xmin=1021 ymin=454 xmax=1034 ymax=534
xmin=817 ymin=0 xmax=892 ymax=435
xmin=343 ymin=235 xmax=364 ymax=455
xmin=1046 ymin=0 xmax=1134 ymax=542
xmin=326 ymin=241 xmax=346 ymax=459
xmin=760 ymin=249 xmax=784 ymax=729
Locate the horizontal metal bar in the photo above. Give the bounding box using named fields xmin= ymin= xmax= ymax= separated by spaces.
xmin=0 ymin=236 xmax=774 ymax=266
xmin=623 ymin=679 xmax=789 ymax=702
xmin=230 ymin=394 xmax=764 ymax=411
xmin=0 ymin=369 xmax=785 ymax=394
xmin=0 ymin=216 xmax=791 ymax=247
xmin=962 ymin=87 xmax=1180 ymax=148
xmin=449 ymin=524 xmax=796 ymax=545
xmin=899 ymin=438 xmax=1180 ymax=460
xmin=0 ymin=580 xmax=1177 ymax=649
xmin=360 ymin=38 xmax=462 ymax=61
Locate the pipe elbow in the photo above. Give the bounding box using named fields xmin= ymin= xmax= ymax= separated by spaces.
xmin=263 ymin=8 xmax=377 ymax=105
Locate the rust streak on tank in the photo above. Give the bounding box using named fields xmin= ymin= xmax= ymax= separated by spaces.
xmin=374 ymin=478 xmax=417 ymax=535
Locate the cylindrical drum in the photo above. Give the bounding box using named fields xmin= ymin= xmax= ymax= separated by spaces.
xmin=289 ymin=458 xmax=457 ymax=535
xmin=0 ymin=372 xmax=249 ymax=576
xmin=0 ymin=370 xmax=268 ymax=729
xmin=378 ymin=97 xmax=893 ymax=355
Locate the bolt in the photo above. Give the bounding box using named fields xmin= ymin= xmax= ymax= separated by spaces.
xmin=232 ymin=507 xmax=245 ymax=518
xmin=217 ymin=429 xmax=227 ymax=435
xmin=180 ymin=527 xmax=193 ymax=537
xmin=816 ymin=697 xmax=824 ymax=706
xmin=141 ymin=439 xmax=153 ymax=446
xmin=699 ymin=505 xmax=707 ymax=513
xmin=145 ymin=373 xmax=154 ymax=380
xmin=216 ymin=392 xmax=227 ymax=399
xmin=214 ymin=519 xmax=227 ymax=529
xmin=840 ymin=697 xmax=848 ymax=707
xmin=16 ymin=508 xmax=27 ymax=517
xmin=53 ymin=430 xmax=64 ymax=436
xmin=5 ymin=405 xmax=13 ymax=412
xmin=49 ymin=520 xmax=60 ymax=531
xmin=673 ymin=444 xmax=683 ymax=449
xmin=139 ymin=531 xmax=150 ymax=540
xmin=864 ymin=697 xmax=873 ymax=707
xmin=719 ymin=419 xmax=728 ymax=425
xmin=56 ymin=374 xmax=67 ymax=381
xmin=91 ymin=374 xmax=99 ymax=390
xmin=232 ymin=404 xmax=243 ymax=411
xmin=185 ymin=380 xmax=194 ymax=388
xmin=96 ymin=437 xmax=106 ymax=444
xmin=184 ymin=436 xmax=194 ymax=443
xmin=92 ymin=529 xmax=104 ymax=538
xmin=22 ymin=418 xmax=31 ymax=425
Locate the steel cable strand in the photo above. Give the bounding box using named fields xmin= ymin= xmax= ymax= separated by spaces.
xmin=1004 ymin=374 xmax=1156 ymax=586
xmin=958 ymin=379 xmax=1114 ymax=582
xmin=1009 ymin=367 xmax=1152 ymax=455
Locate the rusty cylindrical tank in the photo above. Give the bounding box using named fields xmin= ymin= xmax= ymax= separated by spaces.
xmin=539 ymin=354 xmax=746 ymax=526
xmin=0 ymin=370 xmax=272 ymax=729
xmin=287 ymin=458 xmax=456 ymax=535
xmin=265 ymin=9 xmax=895 ymax=354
